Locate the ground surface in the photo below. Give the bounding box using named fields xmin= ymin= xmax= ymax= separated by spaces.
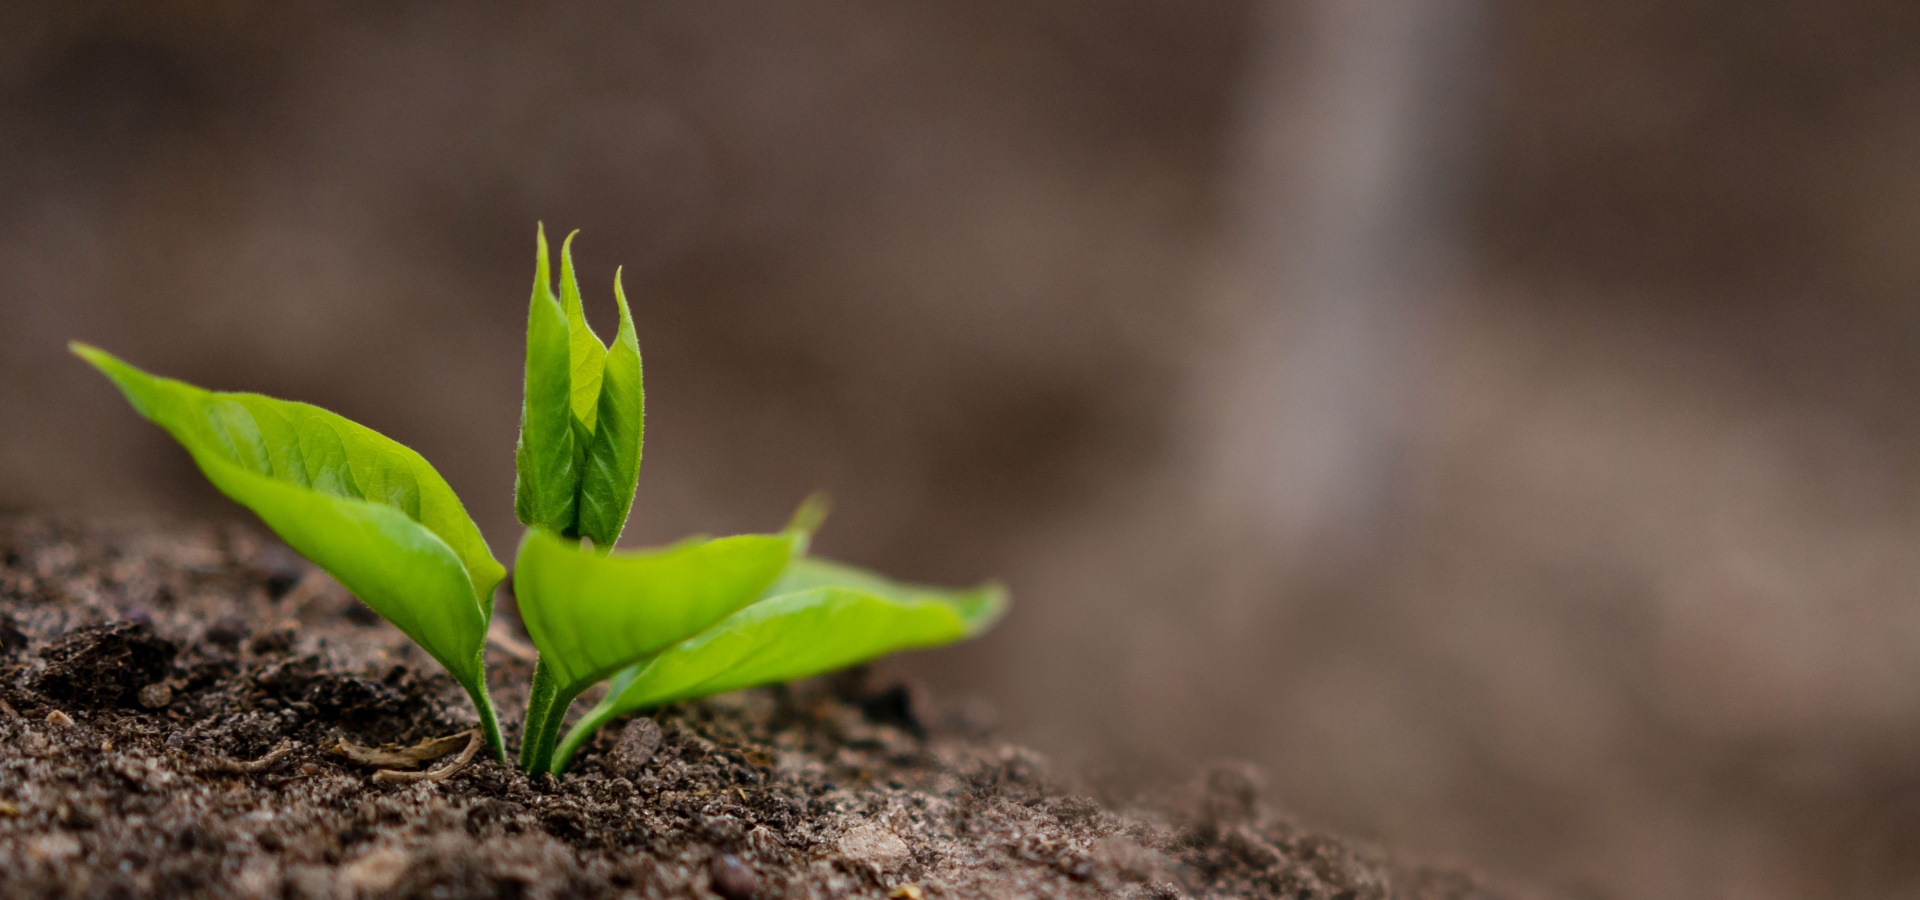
xmin=0 ymin=519 xmax=1517 ymax=899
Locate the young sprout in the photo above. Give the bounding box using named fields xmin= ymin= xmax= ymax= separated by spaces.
xmin=70 ymin=345 xmax=510 ymax=761
xmin=514 ymin=226 xmax=642 ymax=550
xmin=75 ymin=225 xmax=1010 ymax=778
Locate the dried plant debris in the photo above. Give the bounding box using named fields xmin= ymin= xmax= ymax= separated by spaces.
xmin=0 ymin=519 xmax=1522 ymax=899
xmin=332 ymin=731 xmax=474 ymax=770
xmin=369 ymin=731 xmax=482 ymax=785
xmin=200 ymin=741 xmax=294 ymax=775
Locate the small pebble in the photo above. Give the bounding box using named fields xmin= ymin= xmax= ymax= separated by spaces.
xmin=137 ymin=682 xmax=173 ymax=709
xmin=341 ymin=847 xmax=410 ymax=893
xmin=0 ymin=615 xmax=28 ymax=653
xmin=248 ymin=628 xmax=294 ymax=655
xmin=45 ymin=710 xmax=73 ymax=727
xmin=206 ymin=616 xmax=250 ymax=648
xmin=837 ymin=823 xmax=911 ymax=869
xmin=709 ymin=854 xmax=758 ymax=900
xmin=606 ymin=717 xmax=662 ymax=779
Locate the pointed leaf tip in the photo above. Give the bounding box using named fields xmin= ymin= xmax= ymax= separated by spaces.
xmin=956 ymin=581 xmax=1011 ymax=636
xmin=785 ymin=493 xmax=831 ymax=544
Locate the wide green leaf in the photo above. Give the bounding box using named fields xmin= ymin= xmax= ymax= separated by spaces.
xmin=512 ymin=525 xmax=804 ymax=697
xmin=515 ymin=497 xmax=826 ymax=773
xmin=73 ymin=344 xmax=508 ymax=755
xmin=548 ymin=557 xmax=1005 ymax=771
xmin=514 ymin=226 xmax=581 ymax=535
xmin=605 ymin=558 xmax=1003 ymax=711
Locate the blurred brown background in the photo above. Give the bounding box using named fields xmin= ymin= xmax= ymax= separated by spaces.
xmin=7 ymin=2 xmax=1920 ymax=897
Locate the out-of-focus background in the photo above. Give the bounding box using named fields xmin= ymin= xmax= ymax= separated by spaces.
xmin=6 ymin=3 xmax=1920 ymax=897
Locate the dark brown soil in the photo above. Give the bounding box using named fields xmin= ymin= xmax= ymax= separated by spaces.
xmin=0 ymin=518 xmax=1521 ymax=899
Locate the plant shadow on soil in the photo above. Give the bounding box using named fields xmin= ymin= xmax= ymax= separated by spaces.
xmin=0 ymin=518 xmax=1524 ymax=899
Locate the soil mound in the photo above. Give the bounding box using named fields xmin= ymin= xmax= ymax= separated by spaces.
xmin=0 ymin=519 xmax=1519 ymax=899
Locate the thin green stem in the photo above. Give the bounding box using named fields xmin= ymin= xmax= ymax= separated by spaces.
xmin=517 ymin=656 xmax=582 ymax=775
xmin=464 ymin=676 xmax=509 ymax=764
xmin=550 ymin=699 xmax=621 ymax=775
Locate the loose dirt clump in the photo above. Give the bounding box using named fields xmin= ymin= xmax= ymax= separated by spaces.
xmin=0 ymin=518 xmax=1525 ymax=899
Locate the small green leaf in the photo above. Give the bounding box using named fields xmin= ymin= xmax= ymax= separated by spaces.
xmin=575 ymin=269 xmax=643 ymax=549
xmin=557 ymin=232 xmax=607 ymax=431
xmin=72 ymin=343 xmax=508 ymax=757
xmin=549 ymin=556 xmax=1005 ymax=771
xmin=514 ymin=225 xmax=582 ymax=536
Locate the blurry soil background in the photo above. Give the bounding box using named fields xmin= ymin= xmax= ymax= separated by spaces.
xmin=7 ymin=3 xmax=1920 ymax=899
xmin=0 ymin=519 xmax=1516 ymax=899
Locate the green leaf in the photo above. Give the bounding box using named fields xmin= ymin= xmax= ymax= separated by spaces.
xmin=575 ymin=270 xmax=643 ymax=549
xmin=514 ymin=225 xmax=582 ymax=536
xmin=512 ymin=525 xmax=805 ymax=697
xmin=606 ymin=558 xmax=1003 ymax=711
xmin=512 ymin=513 xmax=810 ymax=773
xmin=72 ymin=343 xmax=508 ymax=756
xmin=557 ymin=232 xmax=607 ymax=432
xmin=548 ymin=555 xmax=1004 ymax=771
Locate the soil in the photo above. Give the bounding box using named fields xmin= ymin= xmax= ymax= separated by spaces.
xmin=0 ymin=518 xmax=1522 ymax=899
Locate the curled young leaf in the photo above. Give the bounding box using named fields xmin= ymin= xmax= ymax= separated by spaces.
xmin=549 ymin=557 xmax=1005 ymax=772
xmin=512 ymin=229 xmax=645 ymax=548
xmin=575 ymin=271 xmax=642 ymax=549
xmin=514 ymin=226 xmax=581 ymax=535
xmin=72 ymin=344 xmax=509 ymax=758
xmin=557 ymin=232 xmax=607 ymax=431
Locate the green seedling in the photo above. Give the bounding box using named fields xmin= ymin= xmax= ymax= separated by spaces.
xmin=74 ymin=226 xmax=1006 ymax=776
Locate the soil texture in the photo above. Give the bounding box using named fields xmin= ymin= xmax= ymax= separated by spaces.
xmin=0 ymin=519 xmax=1520 ymax=899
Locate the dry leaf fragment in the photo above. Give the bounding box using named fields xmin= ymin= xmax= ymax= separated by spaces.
xmin=330 ymin=731 xmax=471 ymax=769
xmin=203 ymin=741 xmax=294 ymax=774
xmin=371 ymin=730 xmax=481 ymax=784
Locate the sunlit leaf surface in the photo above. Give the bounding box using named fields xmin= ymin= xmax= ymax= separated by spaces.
xmin=512 ymin=526 xmax=802 ymax=695
xmin=600 ymin=557 xmax=1004 ymax=713
xmin=72 ymin=345 xmax=503 ymax=693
